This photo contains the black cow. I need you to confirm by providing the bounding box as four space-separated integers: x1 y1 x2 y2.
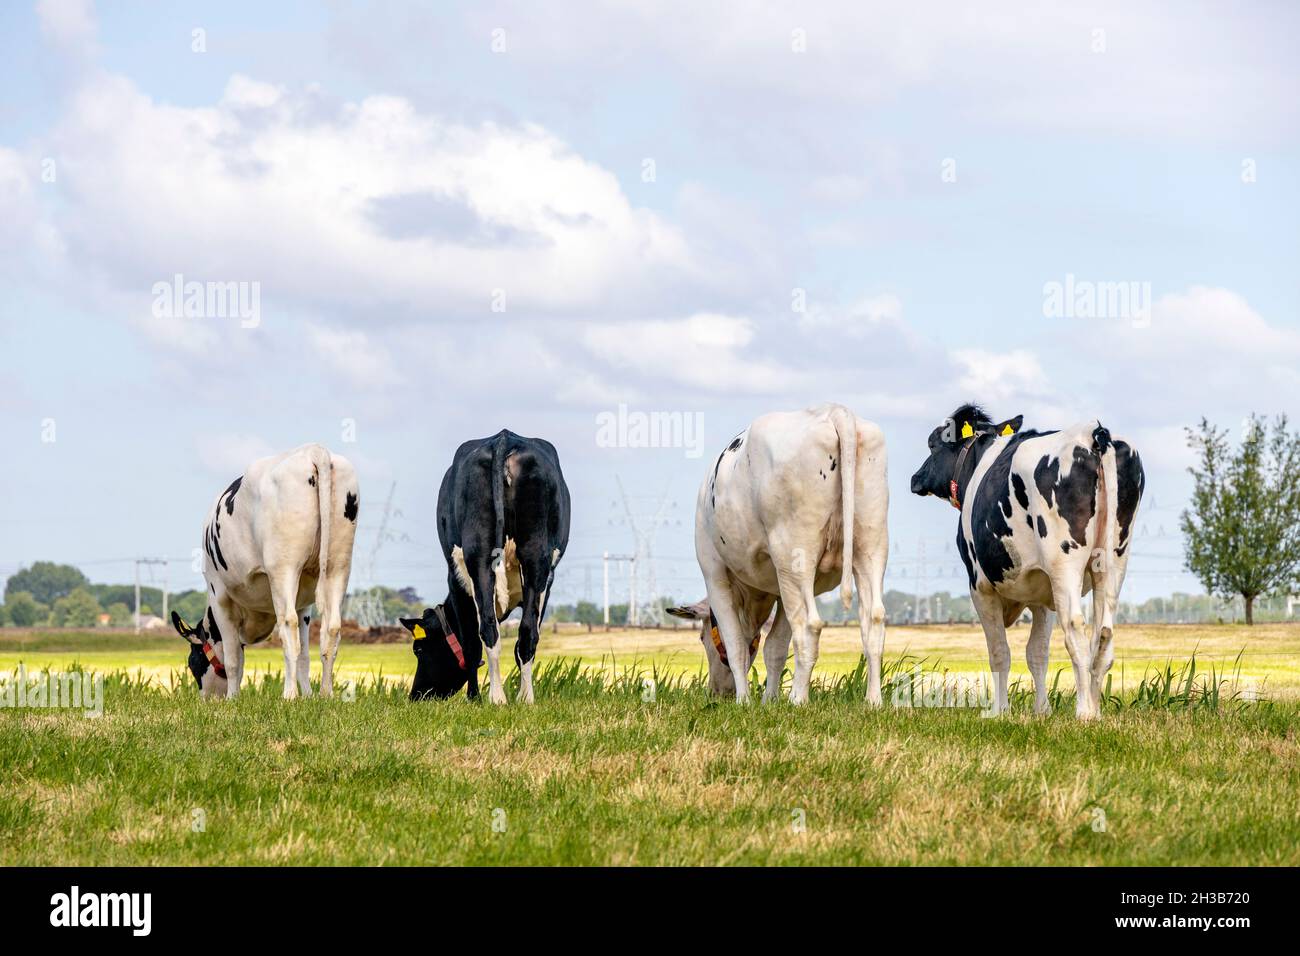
910 404 1144 719
400 430 570 703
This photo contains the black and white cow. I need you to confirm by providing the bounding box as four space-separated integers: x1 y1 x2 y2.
172 444 360 699
692 403 889 705
665 597 779 698
910 404 1145 719
399 430 570 704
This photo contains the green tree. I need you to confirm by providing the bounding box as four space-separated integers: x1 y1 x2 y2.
4 561 88 606
1181 415 1300 625
50 587 103 628
571 601 602 626
0 604 9 627
105 602 133 626
5 591 49 627
170 591 208 625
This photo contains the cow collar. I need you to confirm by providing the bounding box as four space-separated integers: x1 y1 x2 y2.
948 436 979 509
431 604 467 671
201 638 226 679
706 611 762 668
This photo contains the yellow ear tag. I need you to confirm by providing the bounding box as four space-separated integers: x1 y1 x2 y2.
960 422 974 439
412 624 426 640
1001 423 1014 436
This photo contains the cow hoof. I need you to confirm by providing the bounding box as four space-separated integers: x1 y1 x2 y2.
489 692 507 706
865 692 883 708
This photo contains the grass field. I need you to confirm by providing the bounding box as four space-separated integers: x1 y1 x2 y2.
2 624 1298 865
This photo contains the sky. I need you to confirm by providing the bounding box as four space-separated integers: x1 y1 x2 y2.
1 0 1297 609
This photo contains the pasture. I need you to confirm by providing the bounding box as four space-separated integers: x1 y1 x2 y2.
1 624 1298 865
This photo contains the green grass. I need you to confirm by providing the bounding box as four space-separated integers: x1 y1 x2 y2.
2 651 1297 866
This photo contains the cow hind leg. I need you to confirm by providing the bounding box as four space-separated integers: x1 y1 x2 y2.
296 616 312 696
270 572 304 700
971 590 1011 715
780 569 824 706
761 604 791 703
318 569 348 698
474 563 507 705
515 570 549 705
1026 605 1053 715
1051 579 1096 719
854 559 887 707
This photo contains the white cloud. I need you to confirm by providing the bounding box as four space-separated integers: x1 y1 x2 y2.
30 68 708 340
307 324 395 389
798 293 904 339
581 313 806 394
36 0 96 57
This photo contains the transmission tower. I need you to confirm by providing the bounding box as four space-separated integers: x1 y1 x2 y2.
613 475 676 627
344 480 403 626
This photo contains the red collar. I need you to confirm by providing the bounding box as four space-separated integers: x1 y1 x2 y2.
706 611 762 667
201 639 226 679
432 605 467 671
949 437 978 509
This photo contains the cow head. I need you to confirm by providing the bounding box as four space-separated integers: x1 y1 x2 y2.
665 599 753 697
910 404 1023 501
400 606 471 700
172 610 228 698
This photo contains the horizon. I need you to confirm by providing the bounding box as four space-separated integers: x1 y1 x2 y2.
3 1 1298 608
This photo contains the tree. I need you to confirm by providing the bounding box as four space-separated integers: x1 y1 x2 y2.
1181 415 1300 625
4 562 88 606
5 591 49 627
50 587 103 628
105 602 133 626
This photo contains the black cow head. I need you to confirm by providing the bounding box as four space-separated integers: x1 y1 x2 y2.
172 609 228 698
910 403 1023 499
400 606 471 701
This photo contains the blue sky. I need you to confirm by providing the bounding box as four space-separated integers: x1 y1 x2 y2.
1 0 1297 607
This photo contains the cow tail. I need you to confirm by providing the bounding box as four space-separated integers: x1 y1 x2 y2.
1092 424 1119 641
491 430 508 554
312 444 333 617
831 405 858 611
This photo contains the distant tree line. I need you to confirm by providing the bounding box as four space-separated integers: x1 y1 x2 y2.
0 561 429 630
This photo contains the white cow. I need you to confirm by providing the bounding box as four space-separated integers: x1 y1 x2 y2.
693 403 889 704
172 444 360 699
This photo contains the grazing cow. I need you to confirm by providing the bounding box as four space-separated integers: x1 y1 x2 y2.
909 404 1145 719
666 598 782 698
399 430 570 704
172 444 360 699
692 403 889 705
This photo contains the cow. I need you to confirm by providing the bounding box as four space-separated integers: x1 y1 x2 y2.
171 444 360 699
398 430 570 704
909 404 1145 719
665 598 782 698
691 403 889 705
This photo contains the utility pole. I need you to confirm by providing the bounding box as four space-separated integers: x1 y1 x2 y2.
134 557 168 633
913 539 926 624
613 476 674 627
603 552 636 627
